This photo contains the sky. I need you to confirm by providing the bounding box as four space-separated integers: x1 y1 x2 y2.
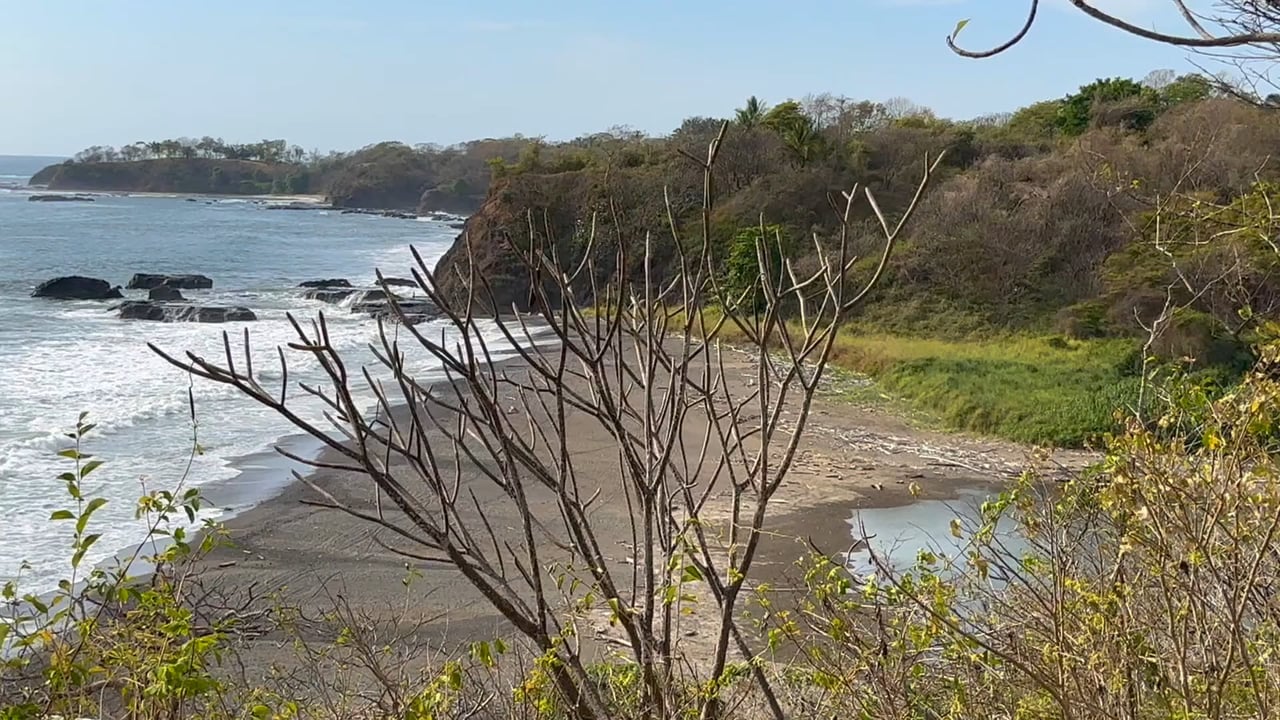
0 0 1210 156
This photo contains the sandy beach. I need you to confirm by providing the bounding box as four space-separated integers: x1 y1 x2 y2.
188 336 1092 684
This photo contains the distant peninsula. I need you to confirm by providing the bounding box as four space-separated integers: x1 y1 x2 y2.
29 137 493 214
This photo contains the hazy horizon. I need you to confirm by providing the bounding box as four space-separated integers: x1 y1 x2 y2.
1 1 1207 156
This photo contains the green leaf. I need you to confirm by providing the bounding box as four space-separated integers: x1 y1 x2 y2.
25 595 48 615
681 564 704 583
952 18 970 38
79 459 105 478
76 498 108 535
57 448 82 460
71 533 102 569
49 510 74 521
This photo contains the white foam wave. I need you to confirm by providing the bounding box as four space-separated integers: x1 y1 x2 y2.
0 201 486 592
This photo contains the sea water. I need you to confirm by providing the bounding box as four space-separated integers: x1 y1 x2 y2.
0 156 502 593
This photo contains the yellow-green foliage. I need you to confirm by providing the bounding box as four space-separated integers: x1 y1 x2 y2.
779 339 1280 719
825 332 1142 447
713 311 1143 446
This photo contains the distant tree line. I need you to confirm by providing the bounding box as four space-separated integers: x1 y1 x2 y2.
70 138 305 164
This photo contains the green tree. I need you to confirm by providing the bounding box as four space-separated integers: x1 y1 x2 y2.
1057 77 1158 135
1160 73 1215 107
734 95 769 127
761 100 825 166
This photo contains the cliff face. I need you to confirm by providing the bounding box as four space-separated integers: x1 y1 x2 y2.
431 166 699 314
30 159 304 195
417 187 485 215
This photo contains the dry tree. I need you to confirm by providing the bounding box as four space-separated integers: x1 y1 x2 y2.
151 124 943 720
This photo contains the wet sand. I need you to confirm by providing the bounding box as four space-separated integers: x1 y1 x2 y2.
190 338 1092 678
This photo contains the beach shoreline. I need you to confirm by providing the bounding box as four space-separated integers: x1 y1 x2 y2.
181 335 1092 678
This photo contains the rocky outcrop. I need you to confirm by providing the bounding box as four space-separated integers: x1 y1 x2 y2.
298 279 351 288
431 174 593 314
148 285 185 301
301 286 441 324
352 297 441 325
379 277 417 287
127 273 213 290
28 193 95 202
418 187 484 215
430 170 689 315
116 301 256 323
32 276 123 300
338 208 418 220
303 287 357 303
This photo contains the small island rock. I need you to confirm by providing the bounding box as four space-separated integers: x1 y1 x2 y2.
33 276 123 300
126 273 214 290
116 301 256 323
148 285 186 301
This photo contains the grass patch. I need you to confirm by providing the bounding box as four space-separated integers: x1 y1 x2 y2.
825 332 1141 447
620 306 1150 447
708 311 1143 447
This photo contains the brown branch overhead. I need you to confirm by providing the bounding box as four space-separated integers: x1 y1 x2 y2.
947 0 1039 58
949 0 1280 59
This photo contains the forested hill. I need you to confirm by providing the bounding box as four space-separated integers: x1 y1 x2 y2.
31 158 309 196
37 72 1280 357
435 74 1278 353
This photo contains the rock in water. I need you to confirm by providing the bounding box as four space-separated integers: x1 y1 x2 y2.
303 287 357 303
126 273 214 290
148 285 185 301
28 194 95 202
33 276 123 300
116 301 256 323
351 296 442 325
298 278 352 288
379 277 418 287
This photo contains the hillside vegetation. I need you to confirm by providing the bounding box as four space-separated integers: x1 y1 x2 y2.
37 72 1279 445
431 73 1280 445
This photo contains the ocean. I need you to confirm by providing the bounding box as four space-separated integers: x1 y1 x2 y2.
0 155 64 187
0 155 493 593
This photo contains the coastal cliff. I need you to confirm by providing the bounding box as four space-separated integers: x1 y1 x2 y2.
431 166 700 313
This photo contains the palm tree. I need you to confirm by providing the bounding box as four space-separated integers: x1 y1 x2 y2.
780 118 824 168
735 96 768 127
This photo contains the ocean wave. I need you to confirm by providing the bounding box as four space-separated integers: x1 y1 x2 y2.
0 196 496 592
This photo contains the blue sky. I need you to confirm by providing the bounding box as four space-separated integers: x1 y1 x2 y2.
2 0 1203 155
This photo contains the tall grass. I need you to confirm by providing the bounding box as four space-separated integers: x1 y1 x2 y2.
827 332 1141 446
710 309 1142 446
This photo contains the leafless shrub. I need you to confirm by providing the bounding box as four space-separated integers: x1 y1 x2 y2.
148 125 943 719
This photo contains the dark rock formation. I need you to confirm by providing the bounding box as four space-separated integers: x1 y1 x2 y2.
431 174 589 314
337 208 417 220
303 288 357 303
430 171 682 315
126 273 213 290
298 279 352 288
379 277 418 288
28 194 94 202
353 298 441 325
148 285 185 301
266 202 334 211
32 276 123 300
116 301 256 323
418 187 484 215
